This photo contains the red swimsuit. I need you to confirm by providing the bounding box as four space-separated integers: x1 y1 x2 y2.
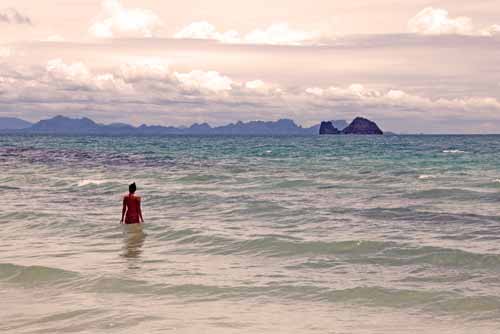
124 194 141 224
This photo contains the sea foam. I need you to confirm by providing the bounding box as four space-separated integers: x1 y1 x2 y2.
77 179 108 187
443 149 466 154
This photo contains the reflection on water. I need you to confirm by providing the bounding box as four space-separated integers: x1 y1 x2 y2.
122 224 146 261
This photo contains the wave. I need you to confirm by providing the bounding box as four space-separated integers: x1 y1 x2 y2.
156 232 500 271
3 262 500 318
0 263 78 286
77 179 109 187
443 149 466 154
356 207 500 225
404 188 500 202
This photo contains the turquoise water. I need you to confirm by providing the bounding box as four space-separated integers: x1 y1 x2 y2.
2 134 500 333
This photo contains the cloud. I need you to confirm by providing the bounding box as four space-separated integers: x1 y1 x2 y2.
3 58 500 131
89 0 162 38
46 59 92 87
244 23 322 45
174 70 233 94
408 7 500 37
408 7 474 35
303 84 500 117
0 46 13 58
173 21 330 45
481 24 500 37
119 58 171 81
45 58 131 92
43 35 65 42
174 21 240 43
41 59 236 97
0 8 32 25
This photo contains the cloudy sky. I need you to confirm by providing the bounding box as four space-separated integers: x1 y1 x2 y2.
1 0 499 133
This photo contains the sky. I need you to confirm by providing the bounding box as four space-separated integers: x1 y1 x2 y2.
0 0 500 133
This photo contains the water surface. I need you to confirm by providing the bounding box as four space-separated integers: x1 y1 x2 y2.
2 134 500 333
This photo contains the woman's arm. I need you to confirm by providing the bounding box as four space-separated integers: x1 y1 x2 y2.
138 198 144 223
120 197 127 223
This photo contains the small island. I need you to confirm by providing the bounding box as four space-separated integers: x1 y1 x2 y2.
320 117 383 135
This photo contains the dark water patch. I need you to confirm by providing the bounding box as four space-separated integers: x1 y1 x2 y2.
285 258 343 269
353 245 500 271
169 233 500 272
405 188 500 202
354 207 500 225
0 146 179 168
399 273 479 284
0 263 79 286
271 179 316 189
0 185 21 190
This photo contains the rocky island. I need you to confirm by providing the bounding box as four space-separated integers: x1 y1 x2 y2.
319 121 340 134
320 117 383 135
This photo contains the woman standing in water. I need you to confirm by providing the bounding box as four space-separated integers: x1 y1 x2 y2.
120 182 144 224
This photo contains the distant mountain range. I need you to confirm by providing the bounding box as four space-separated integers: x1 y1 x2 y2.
0 117 33 130
0 116 383 135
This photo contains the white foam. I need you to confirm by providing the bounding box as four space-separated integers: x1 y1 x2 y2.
493 179 500 184
418 174 436 180
443 149 466 154
77 179 108 187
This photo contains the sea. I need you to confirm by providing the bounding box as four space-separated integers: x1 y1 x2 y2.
2 134 500 333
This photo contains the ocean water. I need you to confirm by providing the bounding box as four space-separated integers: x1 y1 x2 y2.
2 134 500 333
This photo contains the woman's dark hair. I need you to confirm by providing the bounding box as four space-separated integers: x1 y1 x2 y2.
129 182 136 193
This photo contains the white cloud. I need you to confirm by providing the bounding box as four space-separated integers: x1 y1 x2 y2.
0 8 31 25
45 58 131 92
174 21 240 43
244 79 270 92
93 73 131 92
306 84 381 99
304 84 500 115
174 70 233 93
46 58 92 85
408 7 474 35
119 58 171 81
43 58 235 96
0 46 13 58
173 21 330 45
305 87 324 96
481 24 500 37
408 7 500 37
244 23 321 45
89 0 162 38
243 80 282 96
43 35 65 42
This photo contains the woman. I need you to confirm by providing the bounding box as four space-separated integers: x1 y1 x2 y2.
120 182 144 224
